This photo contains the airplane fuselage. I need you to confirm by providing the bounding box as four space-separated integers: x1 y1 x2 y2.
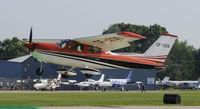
27 41 162 70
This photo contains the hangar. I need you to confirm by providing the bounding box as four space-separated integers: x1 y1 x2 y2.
0 55 156 90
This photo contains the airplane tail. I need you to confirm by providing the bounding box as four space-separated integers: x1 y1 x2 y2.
127 33 177 65
198 78 200 84
157 78 162 84
162 76 169 83
142 33 177 64
98 74 105 82
56 74 62 87
158 78 161 82
126 71 132 82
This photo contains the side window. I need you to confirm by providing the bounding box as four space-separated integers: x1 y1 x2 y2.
88 46 102 53
70 43 84 52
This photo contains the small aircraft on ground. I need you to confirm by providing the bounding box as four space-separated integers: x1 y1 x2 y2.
33 74 62 91
156 76 200 89
75 74 105 90
24 28 177 78
98 71 134 91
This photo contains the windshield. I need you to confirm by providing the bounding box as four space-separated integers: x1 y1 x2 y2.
56 39 72 48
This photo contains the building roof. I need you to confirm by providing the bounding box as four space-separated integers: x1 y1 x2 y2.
8 55 31 63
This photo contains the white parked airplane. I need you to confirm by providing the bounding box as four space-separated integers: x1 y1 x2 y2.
156 76 200 89
33 74 62 91
98 71 132 91
76 74 105 90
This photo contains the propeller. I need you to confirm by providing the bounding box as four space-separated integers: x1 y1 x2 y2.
24 27 36 52
29 27 32 43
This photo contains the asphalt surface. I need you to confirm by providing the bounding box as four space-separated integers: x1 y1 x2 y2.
0 90 192 93
43 106 200 109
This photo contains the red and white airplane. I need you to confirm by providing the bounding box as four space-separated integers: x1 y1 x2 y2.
24 28 177 78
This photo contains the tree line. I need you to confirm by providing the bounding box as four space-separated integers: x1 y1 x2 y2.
0 37 29 60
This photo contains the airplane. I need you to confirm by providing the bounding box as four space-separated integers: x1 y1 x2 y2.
98 71 133 91
24 28 177 78
33 74 62 91
76 74 105 90
156 76 200 89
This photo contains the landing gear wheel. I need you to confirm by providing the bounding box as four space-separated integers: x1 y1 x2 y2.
102 88 106 91
36 68 44 76
95 86 99 91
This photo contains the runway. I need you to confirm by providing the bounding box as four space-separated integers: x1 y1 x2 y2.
0 90 193 93
43 106 200 109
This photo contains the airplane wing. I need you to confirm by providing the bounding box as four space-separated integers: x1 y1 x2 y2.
74 32 146 51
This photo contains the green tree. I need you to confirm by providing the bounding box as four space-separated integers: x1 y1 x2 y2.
0 37 29 60
193 48 200 79
165 40 195 80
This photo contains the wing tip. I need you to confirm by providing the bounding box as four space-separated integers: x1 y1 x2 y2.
117 32 147 39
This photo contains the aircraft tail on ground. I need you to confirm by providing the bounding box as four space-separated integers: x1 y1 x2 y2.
162 76 169 83
126 71 132 82
198 78 200 84
56 74 62 87
98 74 105 82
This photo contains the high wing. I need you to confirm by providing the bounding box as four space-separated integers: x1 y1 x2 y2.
74 32 146 51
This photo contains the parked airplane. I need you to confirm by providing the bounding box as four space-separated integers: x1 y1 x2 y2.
98 71 133 91
33 74 62 91
76 74 105 90
24 28 177 78
156 76 200 89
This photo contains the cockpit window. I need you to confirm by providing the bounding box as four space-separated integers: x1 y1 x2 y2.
56 39 72 48
88 46 102 53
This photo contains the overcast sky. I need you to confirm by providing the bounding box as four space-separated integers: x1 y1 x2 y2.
0 0 200 48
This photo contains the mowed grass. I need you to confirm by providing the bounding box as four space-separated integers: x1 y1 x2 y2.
0 91 200 106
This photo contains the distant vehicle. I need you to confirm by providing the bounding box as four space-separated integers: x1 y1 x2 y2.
33 74 62 91
24 28 177 79
156 76 200 89
76 74 105 90
98 71 133 91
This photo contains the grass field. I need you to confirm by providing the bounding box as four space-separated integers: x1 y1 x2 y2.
0 90 200 106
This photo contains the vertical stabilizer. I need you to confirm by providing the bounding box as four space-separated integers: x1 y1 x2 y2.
142 33 178 63
126 71 132 82
162 76 169 83
198 78 200 84
98 74 105 82
56 74 62 86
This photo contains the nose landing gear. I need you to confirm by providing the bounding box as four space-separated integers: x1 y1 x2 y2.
36 63 44 76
